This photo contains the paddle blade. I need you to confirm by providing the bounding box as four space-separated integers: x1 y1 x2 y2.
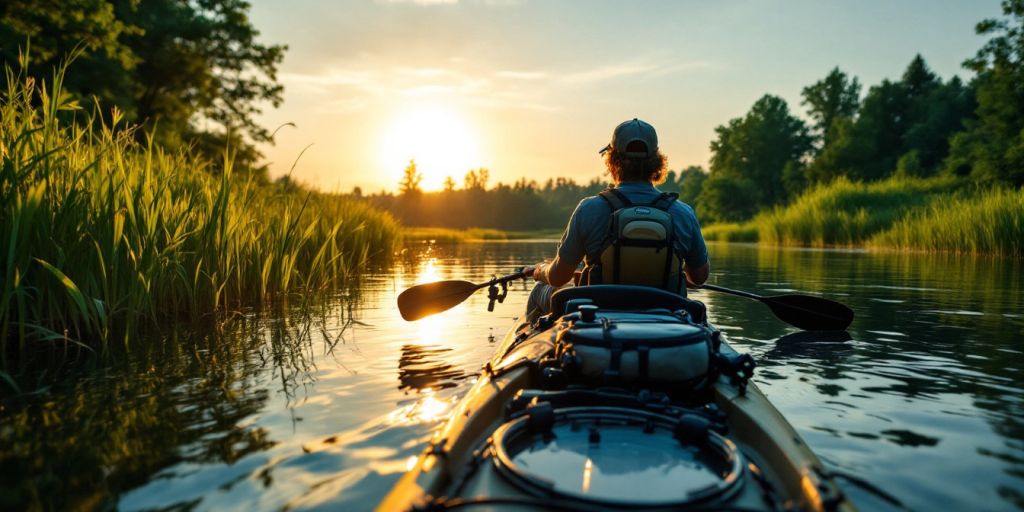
764 294 854 331
397 280 480 321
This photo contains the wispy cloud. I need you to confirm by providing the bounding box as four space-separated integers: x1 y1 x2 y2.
278 55 710 114
495 70 548 80
376 0 522 5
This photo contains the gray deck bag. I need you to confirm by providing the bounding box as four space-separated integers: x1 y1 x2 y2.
555 313 714 389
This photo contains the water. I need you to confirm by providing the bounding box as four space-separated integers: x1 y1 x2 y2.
2 241 1022 511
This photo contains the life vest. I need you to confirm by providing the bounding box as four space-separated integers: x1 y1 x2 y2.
583 188 685 293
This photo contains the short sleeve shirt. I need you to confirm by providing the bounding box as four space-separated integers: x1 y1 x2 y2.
556 181 709 271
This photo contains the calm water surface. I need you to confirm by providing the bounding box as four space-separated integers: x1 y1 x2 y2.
2 242 1023 511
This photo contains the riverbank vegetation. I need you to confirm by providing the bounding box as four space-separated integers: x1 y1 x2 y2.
0 64 399 381
703 176 1023 256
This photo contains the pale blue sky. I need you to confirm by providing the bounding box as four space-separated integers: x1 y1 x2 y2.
250 0 1000 192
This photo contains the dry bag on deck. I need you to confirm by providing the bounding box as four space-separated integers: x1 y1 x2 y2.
555 312 714 389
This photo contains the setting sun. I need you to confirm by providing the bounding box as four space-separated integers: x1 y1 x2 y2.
379 104 483 191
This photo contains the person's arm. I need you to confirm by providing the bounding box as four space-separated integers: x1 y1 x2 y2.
524 199 589 287
528 257 577 287
682 204 710 287
685 262 710 287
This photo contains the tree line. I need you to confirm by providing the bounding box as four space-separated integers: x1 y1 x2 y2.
0 0 284 171
659 1 1024 223
375 1 1024 228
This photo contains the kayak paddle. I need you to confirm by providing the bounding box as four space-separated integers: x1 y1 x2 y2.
398 270 527 321
700 283 853 331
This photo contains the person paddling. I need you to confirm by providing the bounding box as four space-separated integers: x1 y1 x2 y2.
524 118 710 318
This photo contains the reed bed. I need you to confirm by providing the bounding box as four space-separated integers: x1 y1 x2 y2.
702 222 759 243
402 227 509 243
871 187 1024 255
0 64 399 373
754 176 961 246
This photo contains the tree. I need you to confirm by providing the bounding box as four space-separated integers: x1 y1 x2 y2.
707 95 813 217
944 0 1024 184
399 160 422 196
801 67 861 150
676 166 707 210
697 174 760 222
464 168 489 190
0 0 286 168
443 176 456 192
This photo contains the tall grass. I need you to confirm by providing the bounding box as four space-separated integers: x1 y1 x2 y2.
755 176 962 246
0 63 399 373
871 187 1024 255
702 222 760 243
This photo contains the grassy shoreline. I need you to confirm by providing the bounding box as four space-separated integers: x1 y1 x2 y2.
402 227 562 243
1 66 400 378
702 177 1022 257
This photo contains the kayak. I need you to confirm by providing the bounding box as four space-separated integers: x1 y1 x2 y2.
380 284 854 511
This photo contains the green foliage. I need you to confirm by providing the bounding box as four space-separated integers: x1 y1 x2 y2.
947 0 1024 185
871 186 1024 255
702 95 812 220
698 173 761 222
0 64 398 372
755 176 962 246
702 222 759 243
675 165 707 211
0 0 285 167
806 56 974 184
801 66 861 149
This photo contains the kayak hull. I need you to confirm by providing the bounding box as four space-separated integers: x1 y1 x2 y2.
380 304 852 511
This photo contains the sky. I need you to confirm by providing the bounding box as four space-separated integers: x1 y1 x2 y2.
249 0 1002 193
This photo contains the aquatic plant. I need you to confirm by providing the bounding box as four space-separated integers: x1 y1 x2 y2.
0 61 399 374
871 186 1024 256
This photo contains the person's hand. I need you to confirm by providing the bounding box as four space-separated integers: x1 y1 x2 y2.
527 261 549 283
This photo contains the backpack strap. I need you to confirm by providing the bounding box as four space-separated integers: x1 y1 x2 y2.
598 188 633 210
647 192 678 289
649 192 678 211
597 189 632 284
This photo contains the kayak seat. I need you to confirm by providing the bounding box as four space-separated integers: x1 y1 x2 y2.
550 285 706 322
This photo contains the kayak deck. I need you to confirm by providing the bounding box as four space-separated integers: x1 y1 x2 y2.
380 291 852 511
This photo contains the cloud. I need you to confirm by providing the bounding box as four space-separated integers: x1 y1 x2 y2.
375 0 522 5
495 70 548 80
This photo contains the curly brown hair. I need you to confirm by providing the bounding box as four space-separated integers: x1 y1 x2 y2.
604 147 668 185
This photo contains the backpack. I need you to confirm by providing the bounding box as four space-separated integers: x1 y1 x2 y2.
583 188 685 292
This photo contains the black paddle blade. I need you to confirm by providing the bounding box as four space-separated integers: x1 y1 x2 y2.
397 280 480 321
764 294 854 331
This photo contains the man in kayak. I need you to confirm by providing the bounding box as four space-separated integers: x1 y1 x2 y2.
524 118 709 318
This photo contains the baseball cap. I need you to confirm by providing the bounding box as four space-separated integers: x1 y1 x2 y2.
599 118 658 158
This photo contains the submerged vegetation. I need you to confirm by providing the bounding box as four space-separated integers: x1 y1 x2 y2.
0 64 399 380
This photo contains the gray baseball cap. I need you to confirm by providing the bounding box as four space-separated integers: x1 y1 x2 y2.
599 118 658 158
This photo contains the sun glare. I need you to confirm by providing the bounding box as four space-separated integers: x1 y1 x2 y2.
379 104 482 191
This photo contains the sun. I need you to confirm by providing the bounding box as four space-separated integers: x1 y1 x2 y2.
378 104 482 191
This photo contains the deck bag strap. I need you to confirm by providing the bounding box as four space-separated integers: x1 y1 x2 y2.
556 315 714 389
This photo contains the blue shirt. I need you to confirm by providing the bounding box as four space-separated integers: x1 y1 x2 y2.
556 181 709 270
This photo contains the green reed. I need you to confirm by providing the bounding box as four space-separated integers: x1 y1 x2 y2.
871 187 1024 256
702 222 760 243
754 176 962 247
0 62 399 373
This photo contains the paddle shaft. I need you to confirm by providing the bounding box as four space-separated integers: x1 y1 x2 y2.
700 283 762 300
698 283 854 331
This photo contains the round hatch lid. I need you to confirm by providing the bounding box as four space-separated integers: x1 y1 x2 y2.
492 406 743 508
